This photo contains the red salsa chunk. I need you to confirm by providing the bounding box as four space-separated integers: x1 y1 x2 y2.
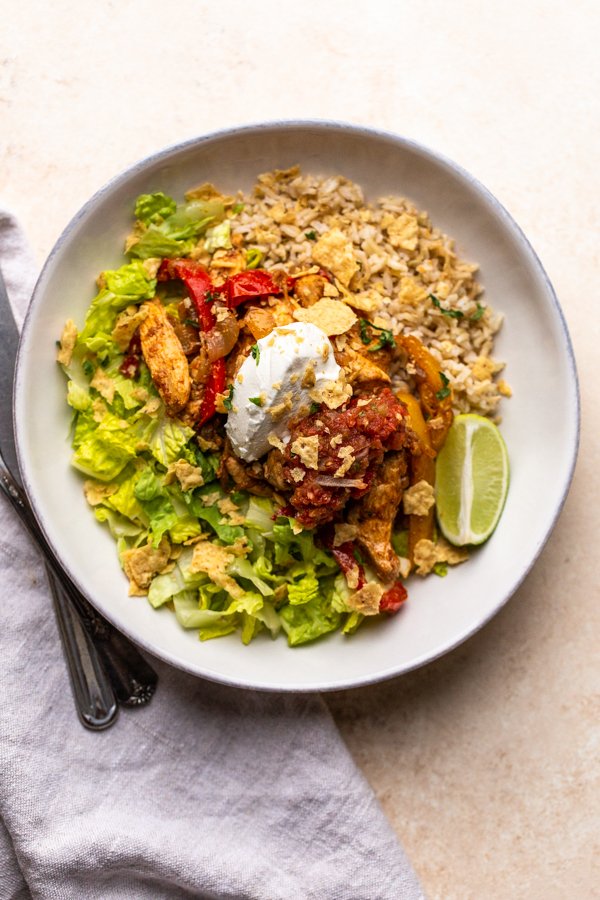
282 387 409 528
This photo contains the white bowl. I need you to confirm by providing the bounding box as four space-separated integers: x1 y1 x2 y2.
15 121 580 691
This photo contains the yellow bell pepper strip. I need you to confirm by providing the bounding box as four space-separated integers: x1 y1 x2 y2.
397 334 453 451
396 335 454 567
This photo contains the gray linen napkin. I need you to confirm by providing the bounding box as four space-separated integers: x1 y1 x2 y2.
0 208 424 900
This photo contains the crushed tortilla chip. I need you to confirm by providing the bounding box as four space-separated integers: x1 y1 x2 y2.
112 305 148 352
335 446 356 477
90 367 116 404
189 541 243 598
83 480 118 507
342 288 384 314
311 228 359 287
290 434 319 470
403 480 436 516
333 523 359 547
386 213 419 251
293 297 357 336
309 376 352 410
413 538 469 576
121 538 171 594
267 433 286 452
56 320 78 366
164 459 204 492
217 497 245 526
347 582 384 615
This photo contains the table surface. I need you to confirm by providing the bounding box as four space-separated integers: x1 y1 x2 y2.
1 2 598 897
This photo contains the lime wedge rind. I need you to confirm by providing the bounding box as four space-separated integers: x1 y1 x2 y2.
435 414 509 547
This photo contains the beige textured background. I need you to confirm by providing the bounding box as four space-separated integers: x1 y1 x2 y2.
1 2 598 897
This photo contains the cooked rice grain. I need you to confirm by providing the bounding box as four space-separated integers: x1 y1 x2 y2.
234 167 506 418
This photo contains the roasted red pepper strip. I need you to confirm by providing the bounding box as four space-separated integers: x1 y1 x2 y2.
225 269 282 308
157 258 217 331
379 582 408 614
119 332 142 379
332 542 366 591
320 527 366 591
158 258 226 425
197 358 226 427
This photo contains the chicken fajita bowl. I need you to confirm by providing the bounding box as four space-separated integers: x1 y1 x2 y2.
15 123 577 689
56 164 510 647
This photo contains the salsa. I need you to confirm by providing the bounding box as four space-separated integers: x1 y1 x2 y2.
282 387 411 528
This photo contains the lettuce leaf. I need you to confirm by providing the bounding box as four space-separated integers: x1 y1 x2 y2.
67 379 91 412
71 412 140 481
143 408 195 467
204 220 232 252
128 199 225 259
135 192 177 225
228 558 274 597
279 585 342 646
94 506 145 539
185 484 245 544
78 262 156 346
287 572 320 606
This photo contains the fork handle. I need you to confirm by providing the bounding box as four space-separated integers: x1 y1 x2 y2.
46 563 119 729
0 460 118 728
0 455 157 710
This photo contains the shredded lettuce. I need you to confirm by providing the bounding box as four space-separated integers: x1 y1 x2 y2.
61 187 399 648
72 412 141 481
143 409 196 467
135 192 177 226
204 220 232 252
128 199 225 259
77 262 156 348
279 583 342 647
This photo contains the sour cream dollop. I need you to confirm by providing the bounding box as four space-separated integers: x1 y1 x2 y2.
225 322 341 461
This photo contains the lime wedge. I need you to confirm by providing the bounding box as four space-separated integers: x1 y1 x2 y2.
435 414 509 546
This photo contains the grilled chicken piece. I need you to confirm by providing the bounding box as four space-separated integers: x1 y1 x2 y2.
348 451 409 580
334 344 390 385
180 345 211 426
242 306 276 340
293 274 328 307
270 295 297 327
139 300 191 412
218 439 272 497
225 332 255 383
263 449 287 492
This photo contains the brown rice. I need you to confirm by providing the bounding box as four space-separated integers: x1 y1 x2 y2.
229 166 507 419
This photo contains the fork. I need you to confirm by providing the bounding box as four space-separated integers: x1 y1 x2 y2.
0 451 158 729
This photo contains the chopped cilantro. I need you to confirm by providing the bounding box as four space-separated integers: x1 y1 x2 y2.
249 396 263 407
183 318 200 329
352 547 365 565
231 202 245 215
222 384 234 411
436 372 451 401
82 359 94 378
471 303 486 321
204 290 220 304
430 293 464 319
359 318 395 351
251 343 260 364
309 402 320 414
305 230 317 241
246 248 263 269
